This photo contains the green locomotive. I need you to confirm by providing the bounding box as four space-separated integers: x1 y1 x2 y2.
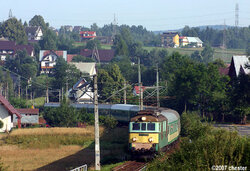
129 109 180 153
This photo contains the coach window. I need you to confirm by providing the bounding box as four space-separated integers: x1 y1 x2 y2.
141 123 146 130
147 123 155 131
132 123 140 130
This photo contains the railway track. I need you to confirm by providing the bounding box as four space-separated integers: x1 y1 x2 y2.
112 161 146 171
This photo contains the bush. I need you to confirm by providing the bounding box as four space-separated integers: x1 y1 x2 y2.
0 120 3 129
148 111 250 170
99 115 118 129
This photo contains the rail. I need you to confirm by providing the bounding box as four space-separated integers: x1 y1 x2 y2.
70 164 87 171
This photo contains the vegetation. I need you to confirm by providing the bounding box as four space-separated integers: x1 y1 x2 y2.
0 17 27 44
43 100 118 129
3 127 103 149
181 25 250 49
0 120 3 129
0 127 128 170
148 112 250 170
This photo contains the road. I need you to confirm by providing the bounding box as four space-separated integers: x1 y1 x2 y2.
213 124 250 136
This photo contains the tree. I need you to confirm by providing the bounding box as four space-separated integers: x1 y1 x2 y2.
52 57 68 89
201 43 214 64
52 57 81 91
0 18 27 44
246 42 250 56
191 50 203 62
85 39 101 49
4 50 38 88
29 15 47 31
230 74 250 124
39 29 57 50
113 34 129 56
23 21 28 27
97 64 125 103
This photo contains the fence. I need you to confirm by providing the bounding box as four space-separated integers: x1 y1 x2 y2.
70 164 87 171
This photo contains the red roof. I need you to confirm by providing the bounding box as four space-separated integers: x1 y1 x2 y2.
0 40 34 56
80 49 114 62
43 50 64 57
67 54 77 63
0 95 21 118
16 108 39 115
80 31 96 35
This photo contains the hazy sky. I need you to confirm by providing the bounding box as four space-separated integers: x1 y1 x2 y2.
0 0 249 31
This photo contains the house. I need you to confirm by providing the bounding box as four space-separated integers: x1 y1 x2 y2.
14 108 39 127
186 37 203 47
179 37 203 47
179 36 189 47
161 31 179 47
228 55 250 79
62 25 73 32
80 49 115 63
68 77 94 103
25 26 43 43
80 31 96 41
39 50 67 74
73 26 82 33
69 62 96 76
0 95 21 132
0 40 34 61
68 62 96 103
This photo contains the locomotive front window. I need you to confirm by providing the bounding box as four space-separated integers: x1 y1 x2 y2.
141 123 146 130
147 123 155 131
132 123 140 130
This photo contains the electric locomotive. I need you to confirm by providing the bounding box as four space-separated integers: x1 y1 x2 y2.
129 109 180 154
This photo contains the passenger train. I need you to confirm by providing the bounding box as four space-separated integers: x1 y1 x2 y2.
44 103 180 153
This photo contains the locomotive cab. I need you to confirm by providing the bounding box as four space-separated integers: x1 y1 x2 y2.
128 109 180 154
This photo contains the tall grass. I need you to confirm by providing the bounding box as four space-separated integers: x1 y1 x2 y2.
3 127 104 149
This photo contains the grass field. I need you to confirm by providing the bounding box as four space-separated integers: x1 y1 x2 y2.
143 46 246 63
0 126 128 171
26 97 46 107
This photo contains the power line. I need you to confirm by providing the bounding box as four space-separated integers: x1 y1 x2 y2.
0 66 53 90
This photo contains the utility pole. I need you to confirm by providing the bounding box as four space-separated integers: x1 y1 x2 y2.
94 75 100 170
46 67 49 103
9 9 13 19
156 64 160 108
123 81 127 104
235 3 239 27
18 76 21 98
138 57 143 110
6 82 8 100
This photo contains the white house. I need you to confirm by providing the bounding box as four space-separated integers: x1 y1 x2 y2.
39 50 67 74
0 95 21 132
68 62 96 103
229 55 250 78
25 26 43 42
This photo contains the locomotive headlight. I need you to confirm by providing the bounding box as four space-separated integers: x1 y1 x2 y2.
132 137 137 142
141 117 146 121
148 137 153 142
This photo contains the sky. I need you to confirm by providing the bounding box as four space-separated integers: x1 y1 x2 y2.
0 0 249 31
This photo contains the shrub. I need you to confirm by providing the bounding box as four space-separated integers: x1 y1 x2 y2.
0 120 3 129
99 115 118 129
148 111 250 170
